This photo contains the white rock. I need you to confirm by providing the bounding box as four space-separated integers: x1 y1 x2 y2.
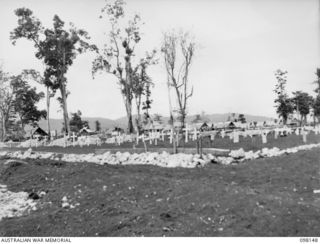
229 148 245 159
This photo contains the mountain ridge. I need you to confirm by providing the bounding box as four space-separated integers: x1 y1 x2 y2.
34 113 275 132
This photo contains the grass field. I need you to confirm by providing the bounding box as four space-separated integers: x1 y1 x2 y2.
1 148 320 236
4 132 320 155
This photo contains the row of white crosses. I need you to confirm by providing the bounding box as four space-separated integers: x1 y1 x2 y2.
62 132 102 148
136 130 163 145
193 126 313 145
41 124 320 148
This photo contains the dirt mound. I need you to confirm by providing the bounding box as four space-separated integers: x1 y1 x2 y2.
0 160 30 181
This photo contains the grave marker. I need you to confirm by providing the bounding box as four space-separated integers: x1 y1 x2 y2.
262 133 267 144
71 132 77 147
233 131 239 143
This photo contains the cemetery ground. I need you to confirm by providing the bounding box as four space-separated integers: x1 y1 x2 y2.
0 147 320 236
4 131 320 154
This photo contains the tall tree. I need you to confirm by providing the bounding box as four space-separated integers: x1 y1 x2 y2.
313 95 320 122
292 91 314 126
95 120 101 132
161 30 196 129
142 76 153 127
92 0 156 133
238 114 246 123
0 69 46 140
11 8 96 135
313 68 320 123
274 69 294 125
21 69 56 138
0 68 14 141
132 53 156 132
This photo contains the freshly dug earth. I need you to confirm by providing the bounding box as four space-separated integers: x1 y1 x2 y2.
0 149 320 236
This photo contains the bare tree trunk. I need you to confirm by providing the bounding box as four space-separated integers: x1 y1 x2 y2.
135 95 142 133
60 48 70 135
125 56 134 134
167 80 177 153
61 84 70 135
126 104 134 133
1 114 5 141
136 105 141 132
46 86 51 140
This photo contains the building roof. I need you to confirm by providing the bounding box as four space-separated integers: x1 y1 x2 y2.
32 127 48 137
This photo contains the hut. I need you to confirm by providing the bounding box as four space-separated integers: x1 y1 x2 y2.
143 121 164 132
31 127 48 140
78 127 95 136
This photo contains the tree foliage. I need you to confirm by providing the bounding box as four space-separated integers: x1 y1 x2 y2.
313 68 320 122
0 68 14 141
0 68 46 141
238 114 246 123
69 110 89 133
291 91 314 125
95 120 101 132
11 74 47 128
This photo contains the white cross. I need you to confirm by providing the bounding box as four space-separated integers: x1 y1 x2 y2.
302 130 307 143
262 133 267 144
192 128 197 141
210 133 215 141
71 132 77 147
233 131 239 143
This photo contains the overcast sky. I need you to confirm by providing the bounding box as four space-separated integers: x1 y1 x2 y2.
0 0 319 119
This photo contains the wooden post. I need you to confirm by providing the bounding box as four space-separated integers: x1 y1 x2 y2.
184 125 189 143
193 128 197 141
302 130 307 143
199 136 203 158
170 129 173 144
71 132 76 147
196 134 199 154
176 130 180 147
64 133 67 148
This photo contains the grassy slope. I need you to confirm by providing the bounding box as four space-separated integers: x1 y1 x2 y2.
0 148 320 236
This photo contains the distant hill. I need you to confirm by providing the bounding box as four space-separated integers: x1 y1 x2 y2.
33 113 274 132
36 117 119 132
